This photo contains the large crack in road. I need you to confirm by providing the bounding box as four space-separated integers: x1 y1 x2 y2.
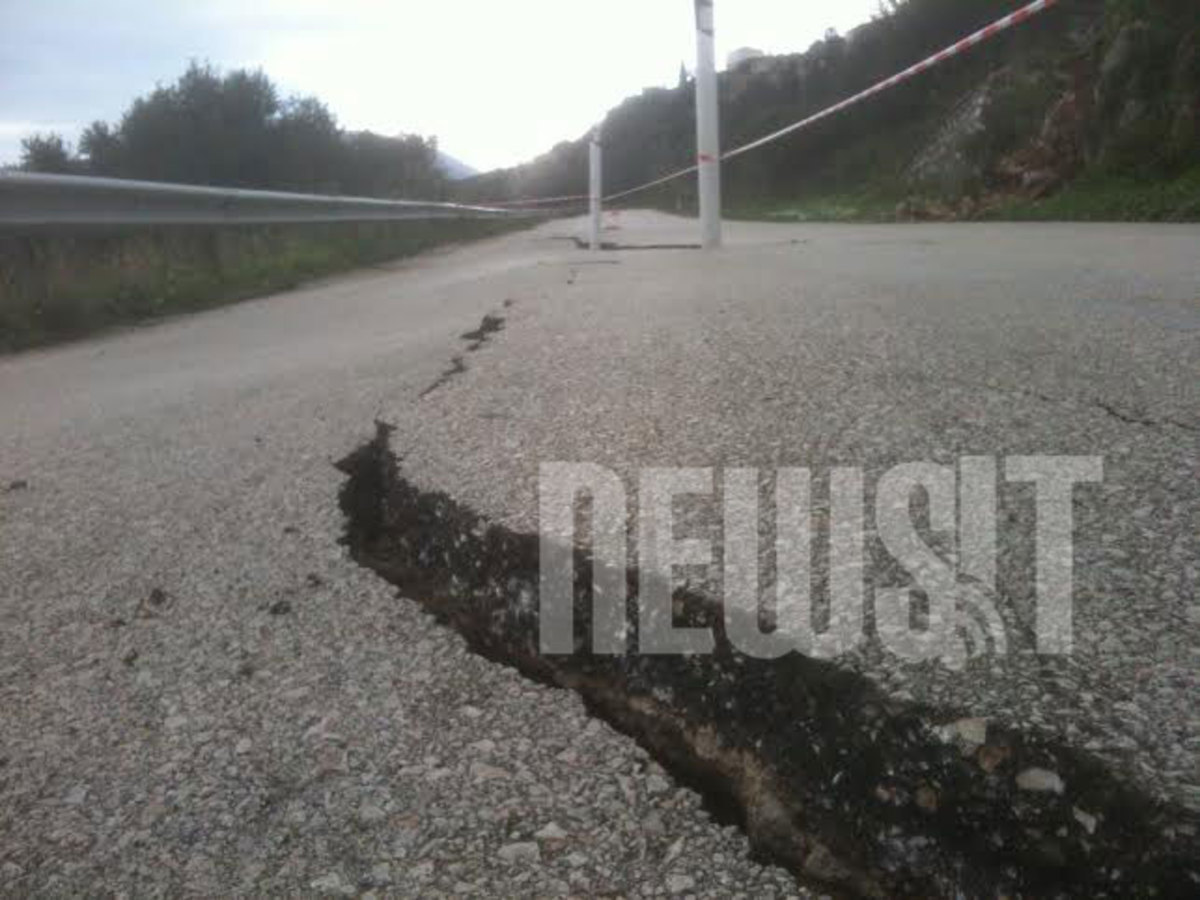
336 423 1200 898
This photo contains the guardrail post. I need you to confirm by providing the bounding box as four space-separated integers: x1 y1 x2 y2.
589 127 603 251
694 0 722 249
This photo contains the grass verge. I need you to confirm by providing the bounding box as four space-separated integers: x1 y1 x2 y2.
982 167 1200 222
0 217 534 353
728 167 1200 225
728 185 909 224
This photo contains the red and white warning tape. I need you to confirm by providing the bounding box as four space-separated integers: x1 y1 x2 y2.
724 0 1058 161
605 0 1059 204
480 0 1058 209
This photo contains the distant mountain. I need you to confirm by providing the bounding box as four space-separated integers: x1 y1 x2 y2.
436 151 478 181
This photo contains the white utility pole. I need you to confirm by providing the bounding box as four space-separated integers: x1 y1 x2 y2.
588 126 603 251
693 0 722 249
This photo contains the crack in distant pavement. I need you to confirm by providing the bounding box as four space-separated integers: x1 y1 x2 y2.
460 313 505 352
418 307 510 399
936 376 1200 435
336 423 1200 898
567 236 701 251
1089 399 1198 434
1010 388 1199 435
418 356 467 399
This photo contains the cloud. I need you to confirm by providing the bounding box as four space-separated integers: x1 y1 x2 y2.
0 0 246 163
0 1 880 170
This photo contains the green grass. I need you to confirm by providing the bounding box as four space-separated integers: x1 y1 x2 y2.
0 217 533 353
727 166 1200 224
983 167 1200 222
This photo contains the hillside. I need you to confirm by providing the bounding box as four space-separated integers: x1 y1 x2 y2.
457 0 1200 221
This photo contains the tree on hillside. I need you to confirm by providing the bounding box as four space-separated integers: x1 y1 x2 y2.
269 97 344 192
340 131 443 199
18 61 447 199
20 133 73 174
113 62 281 186
78 121 122 174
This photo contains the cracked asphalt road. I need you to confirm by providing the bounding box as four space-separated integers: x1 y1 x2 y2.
1 211 1197 895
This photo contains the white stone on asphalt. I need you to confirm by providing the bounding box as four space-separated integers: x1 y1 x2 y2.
497 842 541 864
1016 768 1066 794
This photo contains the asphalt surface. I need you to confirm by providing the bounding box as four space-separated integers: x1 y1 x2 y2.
1 211 1197 895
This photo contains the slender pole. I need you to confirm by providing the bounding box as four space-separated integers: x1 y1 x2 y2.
694 0 722 249
589 127 603 251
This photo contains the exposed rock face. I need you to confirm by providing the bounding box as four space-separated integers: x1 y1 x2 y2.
995 83 1088 199
908 72 1008 196
1098 22 1153 95
1091 21 1157 166
908 63 1071 202
905 13 1198 217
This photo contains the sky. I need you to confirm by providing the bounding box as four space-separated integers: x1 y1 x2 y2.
0 0 881 172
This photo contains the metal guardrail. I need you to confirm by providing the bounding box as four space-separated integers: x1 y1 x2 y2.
0 172 521 228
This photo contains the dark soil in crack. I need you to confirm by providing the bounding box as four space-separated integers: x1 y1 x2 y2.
419 310 508 397
566 236 701 251
460 313 505 349
418 355 466 399
336 422 1200 898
